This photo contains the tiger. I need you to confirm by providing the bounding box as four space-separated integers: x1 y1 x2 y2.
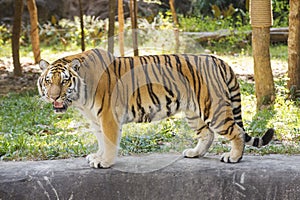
37 48 274 168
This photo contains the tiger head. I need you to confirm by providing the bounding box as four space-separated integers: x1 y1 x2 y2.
37 58 82 113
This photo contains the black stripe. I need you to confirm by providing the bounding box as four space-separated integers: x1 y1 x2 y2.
203 97 211 122
202 57 213 120
196 125 207 134
118 58 122 78
149 55 160 82
193 56 201 102
211 57 228 99
237 122 244 130
234 115 242 121
214 57 227 82
86 53 96 67
90 84 97 109
232 105 242 115
212 116 234 131
164 55 175 80
92 49 108 71
131 105 136 118
253 138 260 147
129 57 135 93
230 93 241 100
140 56 161 106
82 80 87 104
97 93 106 116
136 87 146 122
166 96 172 117
230 82 240 91
173 55 184 82
76 77 81 100
183 55 197 93
244 133 252 142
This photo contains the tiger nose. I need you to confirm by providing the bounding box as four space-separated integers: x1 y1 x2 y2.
50 94 60 101
49 85 61 101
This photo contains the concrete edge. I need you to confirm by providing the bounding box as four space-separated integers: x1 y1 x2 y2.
0 154 300 200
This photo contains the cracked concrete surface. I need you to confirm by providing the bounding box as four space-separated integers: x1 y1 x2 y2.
0 154 300 200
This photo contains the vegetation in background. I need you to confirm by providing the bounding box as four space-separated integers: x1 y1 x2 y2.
0 0 294 161
0 0 289 56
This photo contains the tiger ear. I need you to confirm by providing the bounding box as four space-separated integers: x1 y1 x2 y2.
39 59 50 71
71 59 81 72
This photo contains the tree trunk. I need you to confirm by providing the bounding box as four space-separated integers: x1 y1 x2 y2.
79 0 85 52
130 0 138 56
27 0 40 64
250 0 275 110
118 0 125 56
252 27 275 109
287 0 300 96
169 0 178 25
12 0 24 76
108 0 116 54
169 0 179 53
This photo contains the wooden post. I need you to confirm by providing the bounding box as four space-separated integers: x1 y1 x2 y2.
250 0 275 109
169 0 178 25
169 0 179 53
130 0 138 56
79 0 85 52
27 0 40 63
12 0 24 76
118 0 125 56
108 0 116 54
287 0 300 98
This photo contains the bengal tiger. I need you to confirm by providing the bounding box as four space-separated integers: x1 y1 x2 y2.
37 48 274 168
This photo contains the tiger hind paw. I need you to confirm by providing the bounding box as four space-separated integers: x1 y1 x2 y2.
220 153 242 163
86 153 112 169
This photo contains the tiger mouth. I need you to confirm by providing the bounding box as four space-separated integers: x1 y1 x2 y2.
53 101 68 113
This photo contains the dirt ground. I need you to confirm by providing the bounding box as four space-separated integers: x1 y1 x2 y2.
0 55 288 97
0 58 41 96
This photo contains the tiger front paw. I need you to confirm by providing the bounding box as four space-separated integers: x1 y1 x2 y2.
183 148 200 158
220 152 242 163
86 153 113 169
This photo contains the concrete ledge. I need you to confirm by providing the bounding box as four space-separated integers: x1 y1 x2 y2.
1 154 300 199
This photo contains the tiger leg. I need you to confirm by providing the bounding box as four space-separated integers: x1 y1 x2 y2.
87 112 120 168
183 112 214 158
214 122 245 163
89 122 105 155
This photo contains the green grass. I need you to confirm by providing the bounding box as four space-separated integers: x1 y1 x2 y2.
1 76 300 161
0 90 97 160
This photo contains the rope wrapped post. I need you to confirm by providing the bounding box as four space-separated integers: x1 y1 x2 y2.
250 0 275 110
